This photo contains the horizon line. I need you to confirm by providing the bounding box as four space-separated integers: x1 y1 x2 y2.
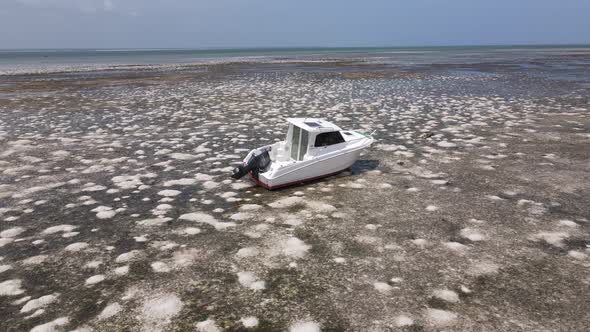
1 43 590 51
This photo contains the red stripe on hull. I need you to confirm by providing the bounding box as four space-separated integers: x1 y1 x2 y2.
249 168 349 190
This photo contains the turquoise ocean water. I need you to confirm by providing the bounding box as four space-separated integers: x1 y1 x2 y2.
0 45 589 75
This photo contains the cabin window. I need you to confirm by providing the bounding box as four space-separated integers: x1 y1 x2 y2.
290 126 309 161
299 130 308 160
290 126 300 160
314 131 345 147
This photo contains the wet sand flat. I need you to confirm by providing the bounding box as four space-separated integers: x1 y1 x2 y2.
0 51 589 331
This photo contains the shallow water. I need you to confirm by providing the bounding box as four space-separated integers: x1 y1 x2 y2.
2 45 590 76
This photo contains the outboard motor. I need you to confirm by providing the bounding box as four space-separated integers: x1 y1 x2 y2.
231 148 271 180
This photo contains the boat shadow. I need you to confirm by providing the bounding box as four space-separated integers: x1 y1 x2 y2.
350 159 380 175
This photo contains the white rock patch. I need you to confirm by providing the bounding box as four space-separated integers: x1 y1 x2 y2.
289 320 321 332
158 190 182 197
97 210 116 219
239 204 262 211
374 282 393 294
151 262 171 273
92 206 116 219
114 265 129 275
183 227 201 235
425 205 439 211
425 308 457 327
21 294 59 313
468 261 500 276
196 318 222 332
0 279 24 296
432 289 460 303
30 317 69 332
241 316 259 328
172 249 200 268
558 219 578 228
22 255 47 265
98 302 123 320
42 224 77 235
85 274 105 285
533 232 569 248
115 250 142 263
236 247 259 258
195 173 214 181
437 141 457 148
283 237 311 258
460 228 487 241
136 217 172 227
202 181 219 190
268 196 305 209
179 212 236 230
237 271 266 290
163 178 197 186
229 212 252 221
1 227 25 238
395 315 414 327
444 242 468 252
140 293 183 330
306 201 337 213
169 153 197 160
65 242 89 252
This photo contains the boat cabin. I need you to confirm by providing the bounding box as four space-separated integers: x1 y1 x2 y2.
282 118 346 162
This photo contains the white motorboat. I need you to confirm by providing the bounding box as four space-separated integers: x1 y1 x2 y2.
231 118 374 190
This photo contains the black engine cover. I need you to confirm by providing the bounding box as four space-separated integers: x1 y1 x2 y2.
231 150 271 180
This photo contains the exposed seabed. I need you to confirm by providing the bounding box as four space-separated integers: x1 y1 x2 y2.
0 53 589 331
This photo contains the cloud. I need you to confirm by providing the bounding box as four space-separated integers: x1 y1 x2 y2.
104 0 114 11
16 0 117 13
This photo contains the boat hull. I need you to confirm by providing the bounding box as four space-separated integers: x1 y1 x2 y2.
251 145 366 190
249 168 349 190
